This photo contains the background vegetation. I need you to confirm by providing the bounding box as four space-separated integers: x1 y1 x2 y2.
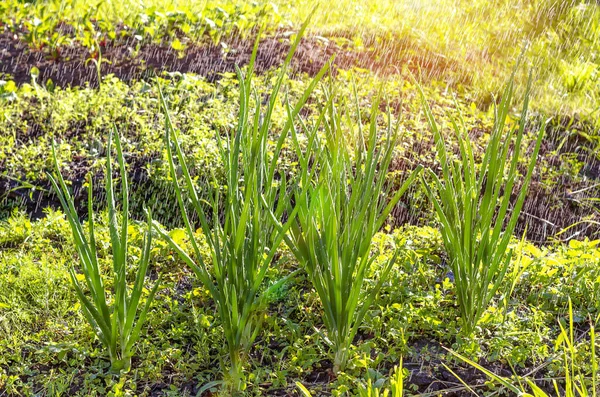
0 0 599 395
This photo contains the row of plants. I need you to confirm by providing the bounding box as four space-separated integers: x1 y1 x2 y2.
2 206 599 395
0 0 280 56
2 0 598 125
37 26 571 395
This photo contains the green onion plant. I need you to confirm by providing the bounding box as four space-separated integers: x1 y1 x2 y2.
48 131 160 373
154 15 331 392
419 73 545 335
286 84 422 373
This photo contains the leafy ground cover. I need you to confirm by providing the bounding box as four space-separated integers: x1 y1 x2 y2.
1 70 598 241
1 209 599 395
0 0 599 396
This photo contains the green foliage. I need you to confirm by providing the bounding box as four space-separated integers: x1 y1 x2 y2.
0 0 279 55
153 17 331 391
0 1 599 392
48 132 160 373
1 207 598 395
3 0 600 122
449 300 598 397
419 73 545 335
285 81 422 372
2 66 596 239
297 362 405 397
356 363 405 397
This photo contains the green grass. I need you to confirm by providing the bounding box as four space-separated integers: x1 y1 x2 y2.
449 300 598 397
0 208 598 394
297 363 405 397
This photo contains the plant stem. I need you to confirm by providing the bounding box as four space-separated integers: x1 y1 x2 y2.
229 349 244 393
333 344 349 374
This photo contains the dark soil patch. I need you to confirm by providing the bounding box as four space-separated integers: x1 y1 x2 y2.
0 29 464 87
290 338 557 397
387 124 600 243
2 131 599 243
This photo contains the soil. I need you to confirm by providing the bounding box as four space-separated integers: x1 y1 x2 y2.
0 29 462 87
387 122 600 243
2 120 599 243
